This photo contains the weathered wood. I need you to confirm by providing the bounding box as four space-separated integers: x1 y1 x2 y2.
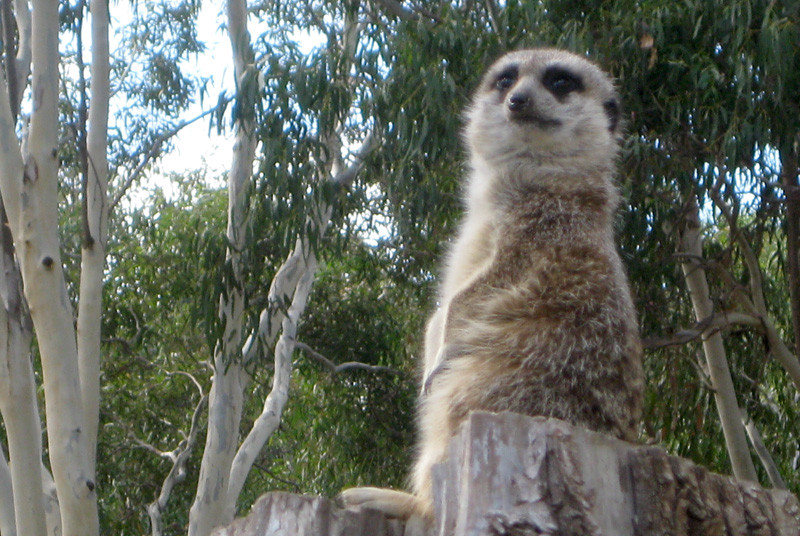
210 492 426 536
214 412 800 536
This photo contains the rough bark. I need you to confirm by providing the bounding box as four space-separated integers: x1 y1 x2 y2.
678 196 758 482
211 492 421 536
212 413 800 536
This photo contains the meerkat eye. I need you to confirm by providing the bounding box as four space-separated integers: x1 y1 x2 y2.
495 66 518 91
542 66 584 97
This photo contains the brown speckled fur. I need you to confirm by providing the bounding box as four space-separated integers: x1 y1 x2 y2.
340 48 644 521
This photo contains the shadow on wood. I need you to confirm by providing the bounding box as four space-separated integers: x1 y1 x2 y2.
212 412 800 536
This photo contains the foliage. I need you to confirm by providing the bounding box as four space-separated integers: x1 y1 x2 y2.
98 177 226 533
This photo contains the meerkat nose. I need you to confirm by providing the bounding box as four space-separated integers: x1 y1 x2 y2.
508 92 531 113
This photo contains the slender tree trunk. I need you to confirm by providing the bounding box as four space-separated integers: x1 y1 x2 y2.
187 1 256 534
0 218 45 536
781 145 800 359
76 0 109 478
0 229 44 536
0 3 47 533
189 3 375 532
226 249 317 508
678 196 757 482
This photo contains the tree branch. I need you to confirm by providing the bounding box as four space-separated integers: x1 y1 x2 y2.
109 107 220 212
678 195 757 482
370 0 419 21
741 411 787 490
293 340 401 376
708 173 800 391
241 131 379 366
226 258 317 513
147 391 208 536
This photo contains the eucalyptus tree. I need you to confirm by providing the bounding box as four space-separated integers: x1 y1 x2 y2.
0 0 106 533
594 0 800 487
0 0 206 534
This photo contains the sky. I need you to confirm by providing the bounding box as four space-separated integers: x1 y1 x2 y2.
129 4 324 198
140 4 235 188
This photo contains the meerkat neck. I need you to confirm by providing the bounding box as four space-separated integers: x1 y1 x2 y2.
467 156 618 218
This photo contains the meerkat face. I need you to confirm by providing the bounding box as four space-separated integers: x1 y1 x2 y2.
465 49 621 169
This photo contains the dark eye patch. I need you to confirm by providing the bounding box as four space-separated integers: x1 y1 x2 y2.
495 66 518 91
542 65 584 97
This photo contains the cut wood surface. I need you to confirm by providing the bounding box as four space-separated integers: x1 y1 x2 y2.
213 412 800 536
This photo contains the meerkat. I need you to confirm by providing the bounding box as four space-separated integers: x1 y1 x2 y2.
340 48 644 521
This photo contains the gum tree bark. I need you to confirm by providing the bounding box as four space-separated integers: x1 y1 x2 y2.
0 212 43 536
226 131 376 514
0 0 108 533
0 5 45 532
187 0 256 534
223 1 373 504
77 0 110 478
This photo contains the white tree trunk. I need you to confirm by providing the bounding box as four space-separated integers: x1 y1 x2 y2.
678 196 757 482
189 2 376 532
0 54 47 533
41 463 62 536
148 386 208 536
187 0 257 534
0 0 102 533
225 129 375 508
0 447 15 536
226 252 317 508
0 274 45 536
0 9 47 535
76 0 110 477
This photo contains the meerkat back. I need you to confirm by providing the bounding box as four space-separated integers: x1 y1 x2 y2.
341 48 644 522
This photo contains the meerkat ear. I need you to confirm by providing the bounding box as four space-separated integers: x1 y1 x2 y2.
603 99 620 133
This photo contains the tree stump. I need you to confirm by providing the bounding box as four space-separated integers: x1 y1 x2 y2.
213 411 800 536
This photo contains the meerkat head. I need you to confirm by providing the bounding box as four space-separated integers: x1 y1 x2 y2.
465 49 621 174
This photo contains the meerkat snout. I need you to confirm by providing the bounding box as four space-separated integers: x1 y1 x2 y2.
507 91 530 113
